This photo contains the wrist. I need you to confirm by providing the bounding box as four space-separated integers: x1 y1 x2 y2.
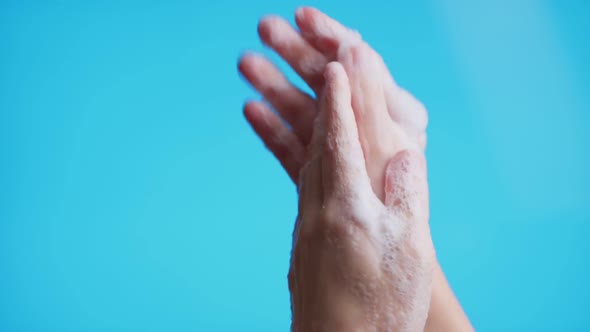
424 261 474 332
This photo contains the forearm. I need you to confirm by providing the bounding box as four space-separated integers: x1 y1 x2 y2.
290 283 377 332
291 303 375 332
424 262 474 332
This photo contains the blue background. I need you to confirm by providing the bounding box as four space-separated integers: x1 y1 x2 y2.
1 0 589 331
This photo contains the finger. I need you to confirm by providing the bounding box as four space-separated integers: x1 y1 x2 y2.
295 7 362 58
340 45 425 156
238 53 316 144
321 62 372 198
384 150 429 222
341 44 389 127
258 15 327 92
297 108 326 215
340 43 396 200
244 101 306 184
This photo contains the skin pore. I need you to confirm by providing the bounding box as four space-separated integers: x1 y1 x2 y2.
239 7 474 332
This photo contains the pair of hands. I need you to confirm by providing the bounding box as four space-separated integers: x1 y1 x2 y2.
240 7 435 331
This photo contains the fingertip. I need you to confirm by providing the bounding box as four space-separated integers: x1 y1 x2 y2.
323 61 343 81
243 100 259 120
294 6 305 22
294 6 316 26
323 61 350 102
237 51 256 71
257 15 276 41
237 53 266 85
243 100 269 122
243 99 257 111
243 101 277 138
258 15 287 45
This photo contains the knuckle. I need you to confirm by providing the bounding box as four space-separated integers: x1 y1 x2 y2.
400 88 429 131
319 199 343 225
261 82 280 100
337 41 374 64
319 197 370 236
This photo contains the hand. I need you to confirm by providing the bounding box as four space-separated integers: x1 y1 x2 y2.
289 61 434 332
240 7 473 332
239 7 428 197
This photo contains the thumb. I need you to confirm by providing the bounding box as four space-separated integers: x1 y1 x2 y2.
384 150 429 222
